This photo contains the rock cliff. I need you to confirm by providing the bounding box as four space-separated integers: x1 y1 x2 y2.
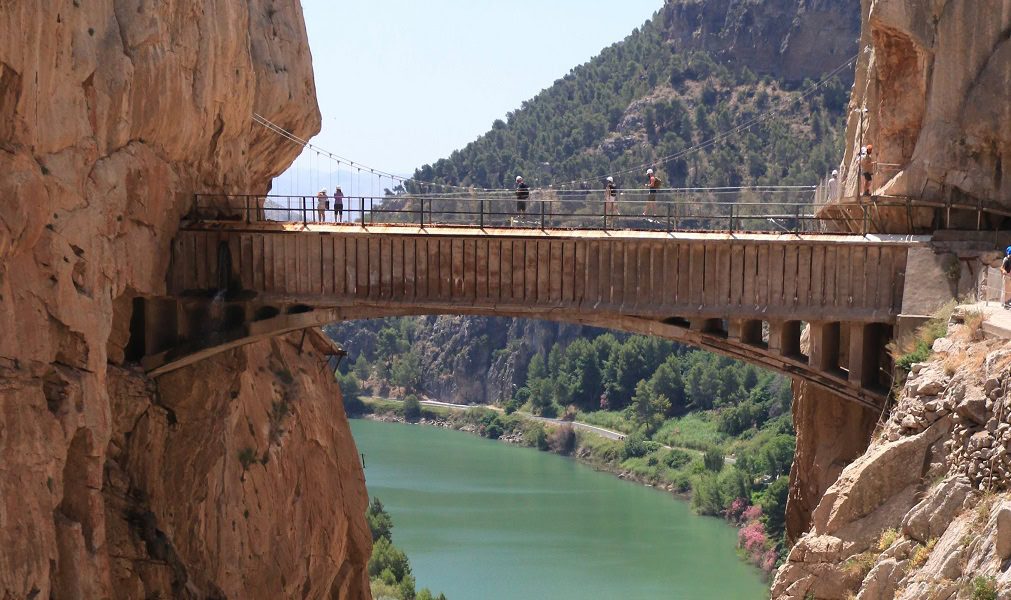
773 318 1011 599
0 1 370 597
836 0 1011 226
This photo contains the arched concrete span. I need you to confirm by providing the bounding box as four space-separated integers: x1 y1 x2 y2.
143 223 926 409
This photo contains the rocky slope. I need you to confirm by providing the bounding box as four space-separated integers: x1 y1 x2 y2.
836 0 1011 227
773 317 1011 599
1 1 369 597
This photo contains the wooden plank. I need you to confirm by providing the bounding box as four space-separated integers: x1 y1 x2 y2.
417 237 431 300
810 245 825 307
756 245 770 308
664 243 678 305
502 240 515 302
796 245 812 309
715 244 731 306
729 243 744 306
689 244 705 306
892 248 908 313
822 246 837 309
320 235 334 294
849 247 866 308
334 236 346 296
859 246 878 309
535 240 550 303
647 243 660 308
368 237 381 299
261 234 273 293
621 242 636 309
392 237 404 299
574 241 586 305
769 245 785 305
549 241 563 303
783 245 799 307
705 244 720 307
585 241 600 307
356 238 369 298
524 240 538 302
194 232 208 290
876 246 894 310
378 237 392 298
449 238 463 298
836 246 851 308
515 240 528 302
403 237 416 298
561 241 575 304
744 244 759 306
310 235 322 294
676 243 691 304
612 242 627 308
488 239 501 300
435 238 448 300
599 242 613 307
463 238 476 300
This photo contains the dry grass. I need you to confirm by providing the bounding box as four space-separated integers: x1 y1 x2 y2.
909 537 937 568
843 551 877 580
974 491 998 531
877 528 901 551
943 342 988 376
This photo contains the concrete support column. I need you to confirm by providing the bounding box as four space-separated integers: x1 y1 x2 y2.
809 321 841 372
849 323 886 388
769 320 802 358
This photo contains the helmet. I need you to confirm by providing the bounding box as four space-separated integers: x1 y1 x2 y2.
1005 246 1011 256
516 175 523 182
606 176 614 183
646 168 654 175
831 169 838 176
866 144 873 152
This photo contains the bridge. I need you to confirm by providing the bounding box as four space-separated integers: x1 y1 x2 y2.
124 192 960 410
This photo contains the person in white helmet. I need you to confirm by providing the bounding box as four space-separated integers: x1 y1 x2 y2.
826 169 839 203
316 188 329 222
604 176 617 224
644 168 661 217
515 175 529 217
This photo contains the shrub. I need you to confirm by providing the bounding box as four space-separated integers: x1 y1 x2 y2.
524 424 549 450
403 395 422 422
877 528 900 551
703 448 725 472
664 449 692 469
622 433 649 459
972 576 997 600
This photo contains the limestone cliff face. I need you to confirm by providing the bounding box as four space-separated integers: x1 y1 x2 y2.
773 321 1011 599
838 0 1011 219
0 1 370 597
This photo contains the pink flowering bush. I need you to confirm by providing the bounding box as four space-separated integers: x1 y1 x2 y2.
738 521 767 553
742 504 762 523
760 549 778 573
725 498 748 523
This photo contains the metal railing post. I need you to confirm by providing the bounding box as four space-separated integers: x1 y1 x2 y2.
540 198 546 230
862 204 868 236
479 198 484 228
793 204 800 233
244 196 250 223
729 204 735 232
420 197 425 228
302 196 307 225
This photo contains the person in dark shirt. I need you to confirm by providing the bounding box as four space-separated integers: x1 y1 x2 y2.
1002 246 1011 308
644 168 661 217
515 175 530 216
604 176 617 224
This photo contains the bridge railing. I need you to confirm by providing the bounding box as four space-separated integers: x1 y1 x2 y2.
192 189 886 234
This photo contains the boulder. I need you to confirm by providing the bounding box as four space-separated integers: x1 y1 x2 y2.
901 477 972 543
996 502 1011 561
955 385 990 425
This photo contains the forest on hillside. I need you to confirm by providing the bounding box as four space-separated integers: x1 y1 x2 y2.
405 12 851 192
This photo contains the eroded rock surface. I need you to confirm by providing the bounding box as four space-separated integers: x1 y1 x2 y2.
1 1 370 597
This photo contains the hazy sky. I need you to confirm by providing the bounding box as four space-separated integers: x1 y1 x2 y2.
275 0 661 193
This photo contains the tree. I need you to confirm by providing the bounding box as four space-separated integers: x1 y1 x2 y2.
366 497 393 542
703 448 725 472
336 371 367 416
402 395 422 422
649 357 686 414
629 380 670 434
391 351 422 392
760 476 790 542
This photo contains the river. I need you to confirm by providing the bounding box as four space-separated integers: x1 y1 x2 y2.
351 419 767 599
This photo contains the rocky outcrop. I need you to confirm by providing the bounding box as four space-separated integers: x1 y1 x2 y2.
836 0 1011 226
1 1 370 597
661 0 861 81
787 381 878 542
772 325 1011 599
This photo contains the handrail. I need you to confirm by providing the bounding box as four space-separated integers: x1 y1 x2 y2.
186 191 1006 236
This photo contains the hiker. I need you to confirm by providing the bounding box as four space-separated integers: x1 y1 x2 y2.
644 168 661 216
333 186 344 222
1002 246 1011 308
604 176 617 222
861 145 874 197
827 169 839 202
515 175 530 217
316 188 329 222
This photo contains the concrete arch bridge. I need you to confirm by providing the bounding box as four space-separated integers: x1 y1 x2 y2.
134 213 942 410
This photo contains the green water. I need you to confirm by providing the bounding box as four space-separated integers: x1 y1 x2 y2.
351 419 767 600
